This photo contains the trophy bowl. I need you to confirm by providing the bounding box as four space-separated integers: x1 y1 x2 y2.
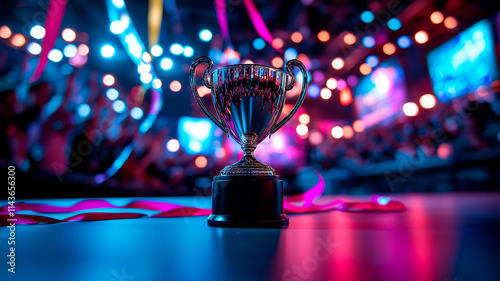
190 56 308 228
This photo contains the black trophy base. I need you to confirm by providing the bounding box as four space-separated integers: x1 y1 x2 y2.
207 175 289 228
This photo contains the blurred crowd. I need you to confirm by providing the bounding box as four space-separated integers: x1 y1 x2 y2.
2 70 500 196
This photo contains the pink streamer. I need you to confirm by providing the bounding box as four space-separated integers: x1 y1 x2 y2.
29 0 68 83
0 173 405 226
243 0 282 53
215 0 232 48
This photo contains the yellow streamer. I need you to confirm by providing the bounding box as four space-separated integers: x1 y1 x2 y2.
148 0 163 50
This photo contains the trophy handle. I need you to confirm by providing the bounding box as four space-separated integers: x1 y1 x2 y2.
190 56 228 134
270 59 309 135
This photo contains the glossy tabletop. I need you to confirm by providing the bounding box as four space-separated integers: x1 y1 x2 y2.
1 193 500 281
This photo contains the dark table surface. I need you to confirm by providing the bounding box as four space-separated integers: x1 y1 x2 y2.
1 193 500 281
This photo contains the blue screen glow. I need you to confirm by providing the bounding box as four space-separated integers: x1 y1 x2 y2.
427 20 499 102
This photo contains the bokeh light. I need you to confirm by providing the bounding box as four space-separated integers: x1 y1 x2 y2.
362 36 375 48
361 11 375 23
331 126 343 139
359 63 372 75
112 100 126 113
103 74 115 86
160 58 173 70
183 46 194 58
253 38 266 50
397 35 411 48
30 25 45 39
353 120 365 133
166 139 180 152
383 43 396 55
387 18 402 31
170 43 184 55
63 44 77 58
61 28 76 42
151 44 163 57
101 45 115 58
343 126 354 139
339 88 353 105
195 156 208 168
308 84 320 98
77 44 89 56
77 104 91 118
430 11 444 24
419 94 437 109
366 55 379 68
343 33 356 45
10 34 25 47
326 78 337 90
106 88 119 100
331 58 344 70
317 30 330 42
48 49 63 62
320 88 332 100
296 124 309 136
299 113 310 124
170 80 182 92
130 107 144 120
27 42 42 55
272 57 284 68
291 32 303 43
444 16 458 29
402 102 419 117
272 38 284 49
0 26 12 39
199 29 213 42
414 31 428 44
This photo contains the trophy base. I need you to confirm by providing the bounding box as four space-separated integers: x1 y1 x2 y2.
207 175 289 228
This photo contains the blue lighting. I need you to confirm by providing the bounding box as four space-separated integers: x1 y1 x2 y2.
308 84 320 98
160 58 173 70
253 38 265 50
376 196 390 206
183 46 194 57
110 20 124 34
63 44 77 58
101 44 115 58
199 29 213 42
106 88 119 100
387 18 402 31
366 55 379 68
150 44 163 57
362 36 375 48
178 117 221 155
112 0 124 8
112 100 126 113
77 103 91 118
397 35 411 48
48 49 63 62
170 43 184 55
284 48 298 61
130 107 144 120
31 142 44 161
361 11 375 23
27 42 41 55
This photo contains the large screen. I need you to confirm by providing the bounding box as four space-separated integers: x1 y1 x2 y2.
427 19 499 102
354 58 407 128
178 117 222 155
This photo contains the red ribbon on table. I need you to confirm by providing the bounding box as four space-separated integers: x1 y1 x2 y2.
0 173 405 226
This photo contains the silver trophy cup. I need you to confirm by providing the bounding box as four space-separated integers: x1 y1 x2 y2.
190 56 308 228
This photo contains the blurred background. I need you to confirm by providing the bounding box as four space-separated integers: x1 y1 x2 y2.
1 0 499 198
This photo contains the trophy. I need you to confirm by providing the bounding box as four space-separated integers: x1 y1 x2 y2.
190 56 308 228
